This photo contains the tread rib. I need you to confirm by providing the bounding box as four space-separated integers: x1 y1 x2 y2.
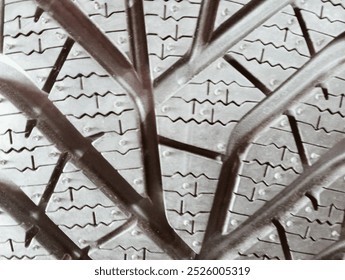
202 32 345 246
154 0 292 105
0 59 193 260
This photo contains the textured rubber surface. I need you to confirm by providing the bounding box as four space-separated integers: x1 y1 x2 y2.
0 0 345 260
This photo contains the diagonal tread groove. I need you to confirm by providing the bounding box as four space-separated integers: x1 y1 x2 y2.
223 54 271 95
287 114 309 168
42 37 74 93
272 218 292 260
39 152 69 210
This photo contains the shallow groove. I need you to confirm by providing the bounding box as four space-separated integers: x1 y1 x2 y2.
159 135 222 160
39 152 69 210
42 37 74 93
287 114 309 168
272 218 292 260
223 54 271 95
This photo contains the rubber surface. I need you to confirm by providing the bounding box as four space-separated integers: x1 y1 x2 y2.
0 0 345 260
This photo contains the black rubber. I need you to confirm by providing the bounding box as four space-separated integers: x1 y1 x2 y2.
0 0 345 260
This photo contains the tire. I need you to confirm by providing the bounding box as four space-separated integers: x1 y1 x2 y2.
0 0 345 260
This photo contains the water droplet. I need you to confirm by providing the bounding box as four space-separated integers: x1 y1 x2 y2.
154 66 162 73
296 107 303 115
161 106 169 113
301 0 307 4
5 43 14 50
214 89 223 96
62 177 70 184
286 220 293 227
217 62 225 69
290 157 297 163
33 135 41 141
73 50 80 57
296 39 303 45
83 126 92 133
183 220 191 226
111 209 121 216
240 43 247 50
217 143 226 151
288 18 294 25
32 193 41 199
331 230 340 237
0 160 7 165
316 39 324 46
131 230 140 236
178 77 187 85
258 189 266 196
200 108 209 116
118 36 127 44
270 79 278 86
131 254 140 260
32 245 40 250
315 93 323 100
274 173 282 180
310 153 319 159
53 196 61 203
222 8 230 16
94 1 101 9
78 239 86 245
182 183 190 189
41 17 49 24
119 139 127 146
269 233 276 241
230 219 238 226
56 32 65 40
280 119 287 127
49 151 59 158
114 101 123 107
163 150 171 157
37 76 46 82
192 241 201 247
55 85 64 91
305 206 312 213
133 178 142 185
166 44 175 51
170 5 178 12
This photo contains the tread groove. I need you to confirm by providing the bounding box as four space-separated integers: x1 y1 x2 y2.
223 54 270 95
38 152 69 210
272 218 292 260
287 114 309 168
42 37 74 93
159 135 222 160
293 7 315 56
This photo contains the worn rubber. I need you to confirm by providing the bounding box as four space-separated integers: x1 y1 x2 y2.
0 0 345 260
